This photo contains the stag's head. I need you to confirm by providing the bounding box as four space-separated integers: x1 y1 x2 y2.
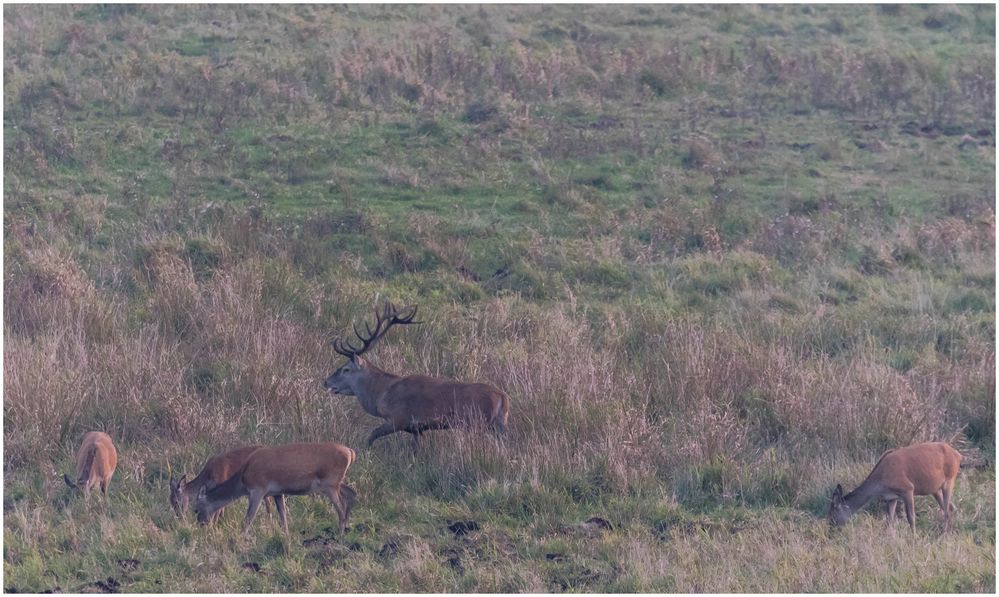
324 302 420 395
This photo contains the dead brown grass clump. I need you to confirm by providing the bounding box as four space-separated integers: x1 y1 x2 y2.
917 215 995 261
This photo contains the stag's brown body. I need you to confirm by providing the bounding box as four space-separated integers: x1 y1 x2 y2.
828 441 961 531
171 445 281 522
64 431 117 497
324 303 510 448
194 442 356 538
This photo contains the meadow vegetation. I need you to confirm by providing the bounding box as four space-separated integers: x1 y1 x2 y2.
3 4 995 592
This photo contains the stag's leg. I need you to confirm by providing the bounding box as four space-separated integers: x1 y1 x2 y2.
366 423 400 447
408 422 451 453
323 485 348 534
902 491 916 532
242 490 265 535
273 495 290 538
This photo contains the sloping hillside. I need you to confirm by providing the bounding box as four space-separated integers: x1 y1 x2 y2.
4 5 994 592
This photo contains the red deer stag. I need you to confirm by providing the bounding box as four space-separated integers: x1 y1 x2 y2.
194 443 356 538
64 431 118 498
323 302 510 449
828 441 961 532
170 446 280 522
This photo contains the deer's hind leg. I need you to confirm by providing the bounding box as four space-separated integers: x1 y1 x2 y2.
902 490 917 532
273 495 290 538
935 478 957 531
323 485 348 534
885 499 899 524
340 485 357 521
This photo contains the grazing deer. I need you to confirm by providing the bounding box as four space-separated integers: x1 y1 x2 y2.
194 443 356 538
170 446 280 522
828 441 962 532
64 431 117 498
323 302 510 449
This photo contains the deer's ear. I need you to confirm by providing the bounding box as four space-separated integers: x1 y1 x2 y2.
178 474 188 488
197 485 207 499
832 484 843 500
169 476 179 490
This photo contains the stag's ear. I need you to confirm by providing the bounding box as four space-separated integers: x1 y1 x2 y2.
64 474 77 489
197 485 207 499
178 474 188 488
169 476 179 490
832 484 843 500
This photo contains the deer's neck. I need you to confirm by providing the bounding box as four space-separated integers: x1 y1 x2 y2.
182 469 213 500
355 363 400 417
200 472 246 516
842 479 881 514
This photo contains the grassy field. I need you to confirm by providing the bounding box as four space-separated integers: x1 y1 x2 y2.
3 4 995 593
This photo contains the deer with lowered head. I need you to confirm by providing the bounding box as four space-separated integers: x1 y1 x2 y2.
194 442 356 538
64 431 118 498
170 445 281 523
323 302 510 450
828 441 961 532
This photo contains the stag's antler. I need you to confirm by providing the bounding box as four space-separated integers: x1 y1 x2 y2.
332 301 420 358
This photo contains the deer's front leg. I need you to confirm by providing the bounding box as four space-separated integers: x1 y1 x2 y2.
367 422 400 447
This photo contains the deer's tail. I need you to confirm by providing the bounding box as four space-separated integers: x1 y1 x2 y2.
76 443 97 486
491 391 510 433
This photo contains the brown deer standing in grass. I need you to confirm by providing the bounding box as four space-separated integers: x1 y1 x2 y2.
170 446 280 522
323 302 510 450
64 431 117 498
828 441 962 532
194 443 356 538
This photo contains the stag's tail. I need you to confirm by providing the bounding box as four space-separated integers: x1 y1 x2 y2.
491 390 510 434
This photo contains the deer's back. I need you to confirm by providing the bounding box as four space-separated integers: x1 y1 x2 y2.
198 445 263 487
77 432 117 481
381 375 507 423
871 442 961 494
242 443 353 490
